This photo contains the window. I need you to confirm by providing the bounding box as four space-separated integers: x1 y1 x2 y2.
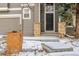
23 8 31 19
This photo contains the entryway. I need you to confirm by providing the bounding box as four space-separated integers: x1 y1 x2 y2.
40 3 55 36
44 3 55 32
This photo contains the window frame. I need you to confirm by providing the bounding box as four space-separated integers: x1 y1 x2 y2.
23 8 31 19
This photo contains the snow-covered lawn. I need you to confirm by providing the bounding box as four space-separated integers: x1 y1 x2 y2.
0 36 79 56
45 38 79 56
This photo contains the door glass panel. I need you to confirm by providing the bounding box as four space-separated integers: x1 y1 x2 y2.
46 13 53 30
46 3 53 12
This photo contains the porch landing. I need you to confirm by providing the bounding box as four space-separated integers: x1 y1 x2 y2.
0 35 62 42
23 36 59 42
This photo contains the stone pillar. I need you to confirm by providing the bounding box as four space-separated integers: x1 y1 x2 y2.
34 4 41 36
34 22 41 36
58 22 66 38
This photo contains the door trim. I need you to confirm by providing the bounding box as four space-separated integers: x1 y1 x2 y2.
44 3 55 32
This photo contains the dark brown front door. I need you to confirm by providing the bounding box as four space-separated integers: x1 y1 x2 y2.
46 13 53 31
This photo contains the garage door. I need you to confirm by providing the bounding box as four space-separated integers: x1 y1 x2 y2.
0 18 20 35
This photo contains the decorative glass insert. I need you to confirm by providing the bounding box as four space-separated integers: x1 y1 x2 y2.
23 8 31 19
45 3 53 12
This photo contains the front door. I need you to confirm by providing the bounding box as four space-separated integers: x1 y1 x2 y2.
44 3 55 32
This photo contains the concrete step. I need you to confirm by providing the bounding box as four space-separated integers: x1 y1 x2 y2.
42 42 73 53
41 32 59 36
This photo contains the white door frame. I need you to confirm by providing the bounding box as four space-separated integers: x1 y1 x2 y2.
44 3 55 32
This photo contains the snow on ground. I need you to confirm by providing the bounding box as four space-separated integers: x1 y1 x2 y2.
22 40 42 50
1 36 79 56
45 38 79 56
21 37 79 56
46 51 79 56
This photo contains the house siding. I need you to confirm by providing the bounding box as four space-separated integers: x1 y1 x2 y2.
8 3 21 8
0 3 8 8
34 3 39 23
23 6 34 36
23 3 39 36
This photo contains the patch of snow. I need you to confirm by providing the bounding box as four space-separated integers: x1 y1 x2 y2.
35 50 47 56
0 44 6 53
22 41 43 50
0 35 6 38
46 51 79 56
18 51 35 56
73 47 79 52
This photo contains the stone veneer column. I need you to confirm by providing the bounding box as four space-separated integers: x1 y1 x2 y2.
34 3 41 36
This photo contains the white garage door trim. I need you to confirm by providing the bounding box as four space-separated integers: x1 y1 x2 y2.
0 14 22 24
